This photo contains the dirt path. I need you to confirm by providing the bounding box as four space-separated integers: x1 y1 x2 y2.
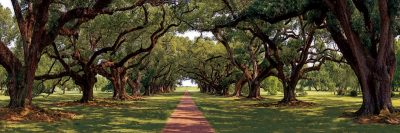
163 91 215 133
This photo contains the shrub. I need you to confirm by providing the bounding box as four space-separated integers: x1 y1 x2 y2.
101 82 113 92
391 92 396 97
349 90 358 97
261 77 282 95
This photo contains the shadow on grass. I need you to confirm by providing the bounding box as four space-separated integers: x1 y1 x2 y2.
190 92 400 133
0 92 183 132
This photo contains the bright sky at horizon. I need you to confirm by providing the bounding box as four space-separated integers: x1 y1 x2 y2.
181 79 197 87
0 1 12 12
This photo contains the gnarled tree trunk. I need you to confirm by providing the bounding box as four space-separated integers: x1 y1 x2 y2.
322 0 396 116
7 69 27 108
1 41 30 108
247 80 261 99
128 78 141 97
110 67 130 100
79 83 94 103
233 76 246 97
75 72 97 103
280 82 298 104
353 56 395 115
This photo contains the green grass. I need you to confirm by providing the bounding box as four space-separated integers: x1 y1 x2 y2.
0 91 183 132
190 90 400 133
2 88 400 132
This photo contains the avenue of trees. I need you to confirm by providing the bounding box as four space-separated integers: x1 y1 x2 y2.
0 0 400 119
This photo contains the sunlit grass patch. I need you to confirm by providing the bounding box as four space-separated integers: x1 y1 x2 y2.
191 90 400 132
0 91 182 132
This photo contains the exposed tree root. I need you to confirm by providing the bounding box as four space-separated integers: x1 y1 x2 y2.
112 94 142 101
234 97 265 101
0 105 76 122
110 96 144 101
249 100 316 108
341 110 400 125
51 98 143 108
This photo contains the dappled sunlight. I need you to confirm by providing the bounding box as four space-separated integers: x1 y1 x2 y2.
191 91 400 132
0 92 182 132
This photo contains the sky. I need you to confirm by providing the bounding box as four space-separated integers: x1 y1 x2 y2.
0 1 12 12
0 1 199 87
180 79 197 87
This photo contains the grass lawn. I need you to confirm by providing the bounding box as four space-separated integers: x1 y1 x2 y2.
2 87 400 132
190 90 400 133
0 90 184 132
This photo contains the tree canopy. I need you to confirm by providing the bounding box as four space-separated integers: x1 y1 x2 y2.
0 0 399 119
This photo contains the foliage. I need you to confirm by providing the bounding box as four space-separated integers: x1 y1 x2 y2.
95 76 109 91
0 5 17 94
0 4 17 45
301 61 359 95
392 40 400 90
0 67 5 93
101 81 114 92
178 36 237 95
261 77 282 95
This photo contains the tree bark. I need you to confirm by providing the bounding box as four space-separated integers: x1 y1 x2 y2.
110 67 131 100
324 0 396 115
1 41 29 108
280 83 298 103
78 81 95 103
247 80 261 99
130 72 142 97
128 78 141 97
233 76 246 97
7 70 28 108
143 87 150 96
222 87 229 96
354 60 395 115
75 72 97 103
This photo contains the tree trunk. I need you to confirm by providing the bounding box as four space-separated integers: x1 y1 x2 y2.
128 78 141 97
111 78 129 100
233 76 246 97
200 84 207 93
7 58 39 108
280 82 298 104
112 79 118 98
222 87 229 96
354 63 395 116
76 73 97 103
110 67 130 100
247 80 261 99
79 82 94 103
323 0 396 116
143 87 150 96
7 70 28 108
209 86 215 94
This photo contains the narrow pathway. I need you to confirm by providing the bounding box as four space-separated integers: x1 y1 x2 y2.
163 91 215 133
